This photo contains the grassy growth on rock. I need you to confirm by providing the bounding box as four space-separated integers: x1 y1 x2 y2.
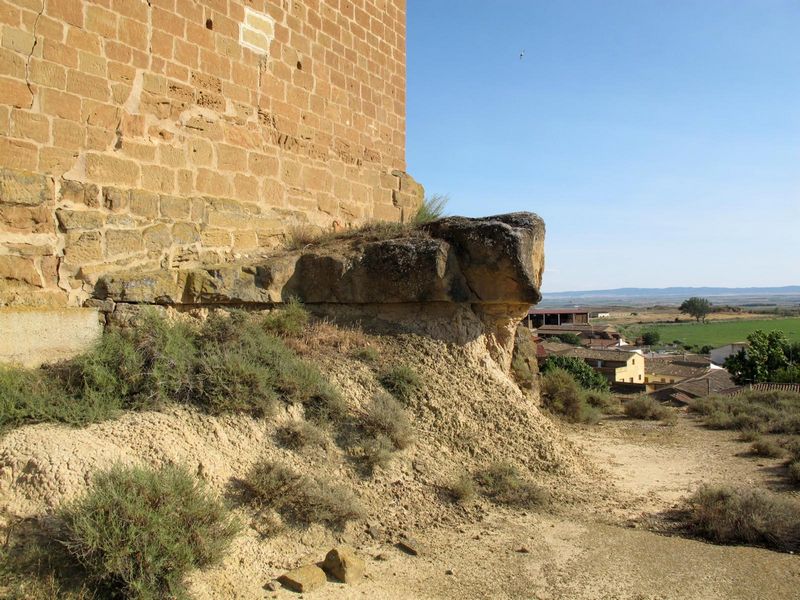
413 193 448 225
474 462 549 508
623 395 676 423
689 390 800 434
351 346 381 363
684 484 800 552
262 298 309 337
60 463 239 599
379 365 422 403
540 368 601 424
242 460 364 529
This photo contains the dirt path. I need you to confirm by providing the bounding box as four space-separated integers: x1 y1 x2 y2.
261 413 800 600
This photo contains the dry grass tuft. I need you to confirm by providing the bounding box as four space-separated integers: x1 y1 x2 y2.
275 421 328 451
242 460 364 529
285 320 372 356
623 395 675 423
474 462 549 508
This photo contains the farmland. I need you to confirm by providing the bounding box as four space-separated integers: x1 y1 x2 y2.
639 318 800 347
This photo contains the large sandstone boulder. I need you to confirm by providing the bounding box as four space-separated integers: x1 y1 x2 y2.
93 213 545 370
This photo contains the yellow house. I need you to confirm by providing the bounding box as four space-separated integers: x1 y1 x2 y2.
555 348 645 385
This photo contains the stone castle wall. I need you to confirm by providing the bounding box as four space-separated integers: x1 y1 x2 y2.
0 0 420 308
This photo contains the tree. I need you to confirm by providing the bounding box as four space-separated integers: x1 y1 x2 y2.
724 329 791 384
641 330 660 346
554 333 582 345
540 355 610 392
679 297 712 323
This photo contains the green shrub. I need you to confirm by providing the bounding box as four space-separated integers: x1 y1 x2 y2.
362 392 413 450
474 462 548 508
275 421 328 451
412 193 448 225
261 298 310 337
749 439 785 458
449 473 476 503
242 460 363 529
540 355 610 392
60 464 238 599
554 333 582 345
623 395 673 422
0 366 108 431
738 429 762 442
540 368 599 423
685 484 800 552
379 365 422 402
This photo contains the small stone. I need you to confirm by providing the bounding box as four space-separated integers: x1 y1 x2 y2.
277 565 327 593
445 569 454 575
516 547 530 554
322 545 366 584
264 580 280 591
396 536 423 556
367 524 383 540
374 553 388 561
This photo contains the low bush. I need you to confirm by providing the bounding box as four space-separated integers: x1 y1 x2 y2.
540 368 600 424
379 365 422 402
685 484 800 552
261 298 310 337
275 421 328 451
474 462 548 508
584 389 621 413
449 473 476 503
362 392 414 450
689 390 800 434
0 307 345 433
738 429 762 442
623 395 674 422
60 464 239 599
749 439 785 458
242 460 363 529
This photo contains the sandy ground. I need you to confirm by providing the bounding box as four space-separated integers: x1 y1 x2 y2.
264 413 800 600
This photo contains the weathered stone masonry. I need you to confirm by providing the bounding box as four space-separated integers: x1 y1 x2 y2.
0 0 421 309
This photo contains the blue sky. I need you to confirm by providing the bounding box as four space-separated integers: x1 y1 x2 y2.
406 1 800 292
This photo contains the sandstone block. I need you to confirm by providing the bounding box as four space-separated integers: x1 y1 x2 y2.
0 255 41 287
277 565 327 593
129 190 160 219
143 224 172 251
322 546 365 584
64 231 103 263
159 195 191 219
56 209 104 231
103 187 127 211
85 153 140 186
0 168 51 206
172 222 199 244
106 229 144 256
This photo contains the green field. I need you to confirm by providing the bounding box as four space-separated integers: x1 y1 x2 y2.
642 318 800 348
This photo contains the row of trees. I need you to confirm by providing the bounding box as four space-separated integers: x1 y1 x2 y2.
724 329 800 384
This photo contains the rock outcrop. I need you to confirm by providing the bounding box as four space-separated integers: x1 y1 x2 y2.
92 213 545 370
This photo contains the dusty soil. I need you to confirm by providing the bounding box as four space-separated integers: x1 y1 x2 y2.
265 414 800 600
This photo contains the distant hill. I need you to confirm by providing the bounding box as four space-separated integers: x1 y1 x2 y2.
544 286 800 299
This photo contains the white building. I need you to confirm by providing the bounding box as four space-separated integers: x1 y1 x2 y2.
710 342 748 366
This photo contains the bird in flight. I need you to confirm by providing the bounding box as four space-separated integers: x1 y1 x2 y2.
519 50 525 60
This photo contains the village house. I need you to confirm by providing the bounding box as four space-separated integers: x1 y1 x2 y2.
649 368 735 404
534 323 625 348
644 354 710 392
523 308 590 328
710 342 748 366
